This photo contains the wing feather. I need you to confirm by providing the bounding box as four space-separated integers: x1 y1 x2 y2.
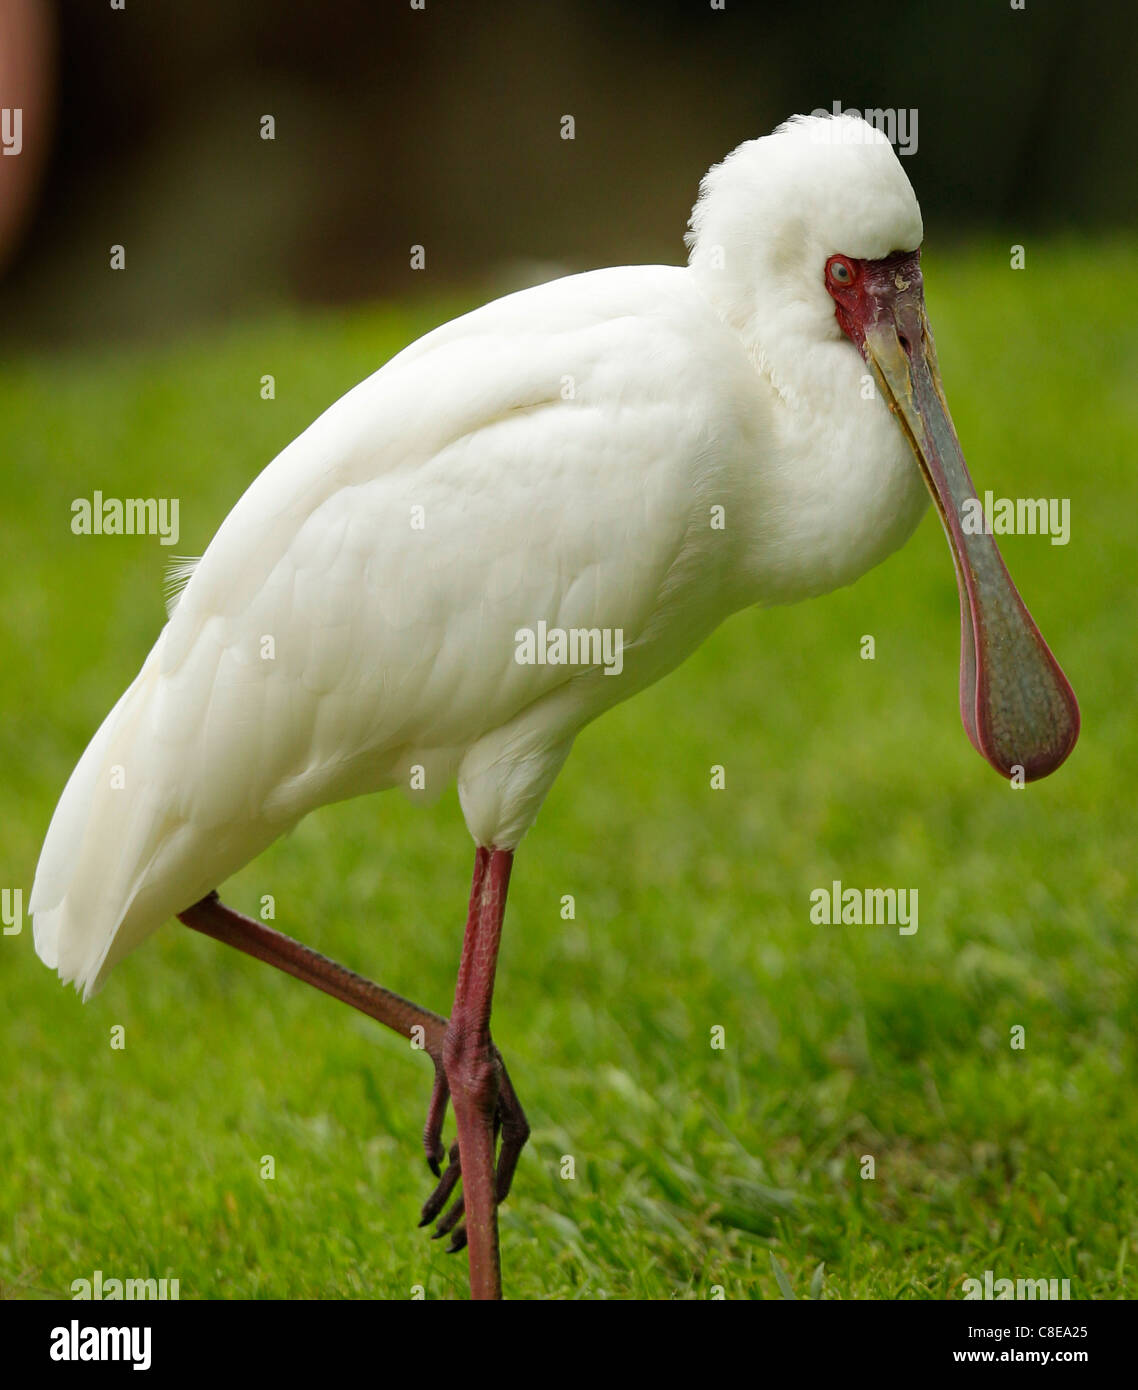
32 265 751 995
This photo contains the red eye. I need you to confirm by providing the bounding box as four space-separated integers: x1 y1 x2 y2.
827 256 855 287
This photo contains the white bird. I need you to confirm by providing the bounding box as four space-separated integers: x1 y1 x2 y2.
31 114 1079 1300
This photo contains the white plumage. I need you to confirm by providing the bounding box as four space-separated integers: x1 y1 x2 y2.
32 117 948 996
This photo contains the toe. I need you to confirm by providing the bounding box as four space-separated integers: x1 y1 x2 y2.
419 1141 461 1226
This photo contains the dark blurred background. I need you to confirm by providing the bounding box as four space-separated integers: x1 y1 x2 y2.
1 0 1133 350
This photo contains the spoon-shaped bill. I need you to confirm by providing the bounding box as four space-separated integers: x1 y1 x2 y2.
864 292 1079 781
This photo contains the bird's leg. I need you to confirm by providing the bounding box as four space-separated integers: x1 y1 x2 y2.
438 845 515 1300
416 1050 530 1249
414 844 489 1176
175 890 529 1285
417 854 529 1255
177 891 449 1050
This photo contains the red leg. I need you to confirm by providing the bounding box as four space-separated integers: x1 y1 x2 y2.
444 846 514 1300
178 892 449 1046
176 884 529 1295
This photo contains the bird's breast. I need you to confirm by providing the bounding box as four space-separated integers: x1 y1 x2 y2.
734 354 932 607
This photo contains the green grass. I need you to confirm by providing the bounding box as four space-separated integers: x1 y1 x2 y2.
1 241 1135 1300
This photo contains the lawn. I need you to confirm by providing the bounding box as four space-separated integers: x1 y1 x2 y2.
1 240 1135 1300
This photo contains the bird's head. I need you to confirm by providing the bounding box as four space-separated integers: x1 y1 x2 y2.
688 114 1078 781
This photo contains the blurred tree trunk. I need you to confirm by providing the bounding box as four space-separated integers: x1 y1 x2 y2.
0 0 55 274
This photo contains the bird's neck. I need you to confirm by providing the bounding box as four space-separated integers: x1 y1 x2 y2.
729 319 931 608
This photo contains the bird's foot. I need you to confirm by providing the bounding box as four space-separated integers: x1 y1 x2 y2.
418 1047 529 1253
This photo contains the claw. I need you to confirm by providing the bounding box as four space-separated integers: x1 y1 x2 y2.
415 1048 530 1253
433 1193 465 1239
419 1142 461 1226
422 1063 450 1177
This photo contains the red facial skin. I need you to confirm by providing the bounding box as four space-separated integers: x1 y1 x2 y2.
824 248 924 355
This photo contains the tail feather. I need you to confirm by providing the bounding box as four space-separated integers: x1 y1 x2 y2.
32 627 293 1000
31 670 149 982
31 649 207 999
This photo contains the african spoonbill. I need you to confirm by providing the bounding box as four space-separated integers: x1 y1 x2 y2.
32 114 1079 1300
